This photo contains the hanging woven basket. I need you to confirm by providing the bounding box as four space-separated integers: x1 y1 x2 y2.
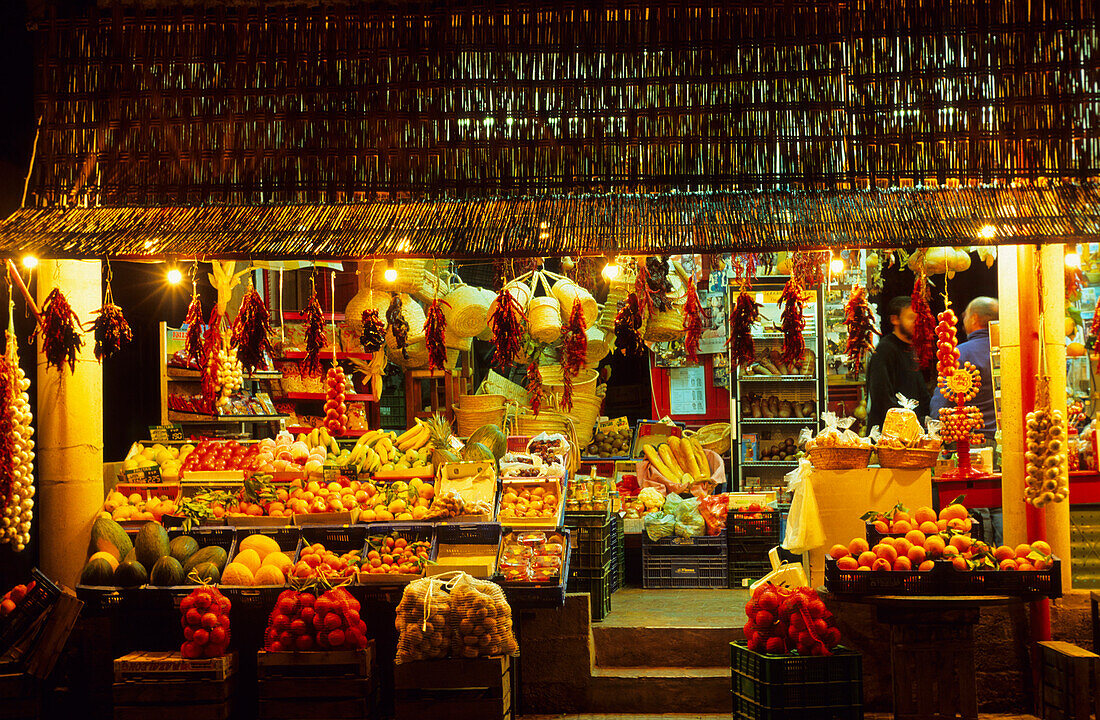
551 276 598 326
528 273 563 344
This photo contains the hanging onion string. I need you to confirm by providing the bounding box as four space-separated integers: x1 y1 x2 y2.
231 285 275 375
34 288 84 374
386 294 410 360
424 298 449 372
360 309 387 353
301 284 326 377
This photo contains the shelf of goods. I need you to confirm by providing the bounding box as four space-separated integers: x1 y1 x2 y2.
730 280 827 497
159 322 285 430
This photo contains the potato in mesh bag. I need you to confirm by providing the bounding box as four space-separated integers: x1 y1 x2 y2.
395 576 454 663
448 574 518 659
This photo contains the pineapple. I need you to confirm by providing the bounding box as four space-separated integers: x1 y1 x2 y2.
426 412 454 451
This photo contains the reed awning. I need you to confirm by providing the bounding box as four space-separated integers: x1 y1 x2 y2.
3 185 1098 260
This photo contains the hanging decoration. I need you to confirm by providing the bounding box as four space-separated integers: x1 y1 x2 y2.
791 251 829 288
201 307 225 409
682 278 704 364
730 292 762 367
635 256 672 315
613 293 646 357
90 263 132 362
0 318 33 552
359 309 387 353
488 286 524 368
387 294 410 360
560 300 588 411
935 301 960 378
183 295 205 367
35 288 84 374
231 282 275 375
778 278 806 367
1025 259 1068 506
729 254 760 288
843 285 876 374
527 351 545 416
301 277 326 378
910 270 938 372
424 298 449 373
324 366 349 436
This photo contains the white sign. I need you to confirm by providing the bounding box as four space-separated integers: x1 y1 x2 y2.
669 366 707 415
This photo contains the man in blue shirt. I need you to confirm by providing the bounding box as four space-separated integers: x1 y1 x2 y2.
930 297 999 442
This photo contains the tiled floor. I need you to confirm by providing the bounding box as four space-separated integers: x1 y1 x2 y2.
600 588 749 628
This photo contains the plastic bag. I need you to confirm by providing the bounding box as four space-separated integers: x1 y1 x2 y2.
181 585 231 658
639 447 724 497
881 394 922 445
643 512 676 541
698 495 730 536
781 458 825 554
673 496 705 537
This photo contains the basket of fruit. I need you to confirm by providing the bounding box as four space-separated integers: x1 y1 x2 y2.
806 447 872 470
875 446 940 469
585 425 634 459
803 414 873 470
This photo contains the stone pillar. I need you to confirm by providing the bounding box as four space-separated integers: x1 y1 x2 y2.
37 260 103 587
997 246 1027 547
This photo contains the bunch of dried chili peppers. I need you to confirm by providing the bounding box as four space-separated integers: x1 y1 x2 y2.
910 271 938 372
778 279 806 368
559 301 588 411
488 287 524 369
843 284 876 373
231 285 274 374
730 292 762 366
300 284 326 377
184 296 205 367
613 293 646 357
424 298 449 372
682 278 704 364
360 309 387 353
35 288 84 374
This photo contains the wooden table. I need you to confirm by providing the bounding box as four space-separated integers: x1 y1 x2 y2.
826 593 1023 720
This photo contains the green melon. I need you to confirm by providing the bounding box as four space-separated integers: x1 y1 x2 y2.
123 548 136 564
88 516 133 561
79 557 115 586
461 441 496 463
189 562 221 584
468 424 507 459
135 522 170 570
149 556 185 586
113 560 148 587
183 546 227 575
169 536 199 566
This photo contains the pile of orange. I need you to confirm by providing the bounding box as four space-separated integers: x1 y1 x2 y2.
288 542 362 580
361 533 432 576
870 502 974 535
831 534 1053 572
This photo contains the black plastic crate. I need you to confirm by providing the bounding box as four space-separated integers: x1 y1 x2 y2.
733 692 864 720
734 673 862 709
433 523 502 579
642 531 728 589
823 556 1062 598
567 518 615 572
569 570 611 622
497 528 571 608
731 641 863 686
564 509 612 527
729 536 776 586
728 509 781 540
865 513 984 547
359 523 437 585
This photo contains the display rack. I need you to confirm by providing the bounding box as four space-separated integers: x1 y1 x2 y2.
729 280 827 496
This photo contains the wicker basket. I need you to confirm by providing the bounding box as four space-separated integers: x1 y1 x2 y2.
876 446 939 469
686 422 732 455
551 277 599 326
443 283 491 338
388 337 430 369
363 258 429 295
487 282 532 323
528 296 562 343
564 392 603 447
454 403 507 437
644 307 684 342
457 393 506 411
585 326 611 367
540 367 598 396
412 270 451 304
807 446 873 470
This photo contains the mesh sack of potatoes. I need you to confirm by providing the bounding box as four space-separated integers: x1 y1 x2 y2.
447 574 519 659
395 576 455 663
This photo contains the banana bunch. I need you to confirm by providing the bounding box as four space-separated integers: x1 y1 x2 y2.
316 426 435 477
642 436 711 484
297 427 341 456
395 419 432 452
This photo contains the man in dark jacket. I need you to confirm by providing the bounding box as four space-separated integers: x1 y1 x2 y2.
865 296 931 431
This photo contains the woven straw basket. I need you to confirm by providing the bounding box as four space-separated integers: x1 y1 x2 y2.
388 338 430 369
563 391 604 446
876 446 939 469
454 402 507 437
528 296 562 343
685 422 731 455
644 308 684 342
412 271 451 304
487 282 532 323
444 284 491 338
364 258 428 295
458 393 506 411
540 367 598 397
552 277 599 326
807 447 872 470
585 326 611 367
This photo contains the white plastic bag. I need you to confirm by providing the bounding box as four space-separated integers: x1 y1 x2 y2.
782 458 825 554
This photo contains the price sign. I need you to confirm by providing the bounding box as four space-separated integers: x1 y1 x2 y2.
148 424 184 442
597 417 630 435
322 464 358 483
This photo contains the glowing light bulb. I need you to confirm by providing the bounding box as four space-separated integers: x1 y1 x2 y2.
167 268 183 285
384 267 398 283
977 224 996 240
829 256 845 275
1065 250 1081 269
20 256 37 270
602 261 620 281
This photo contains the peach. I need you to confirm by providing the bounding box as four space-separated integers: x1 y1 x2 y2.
1017 562 1034 572
893 511 912 524
893 556 912 572
858 551 877 568
891 520 912 533
837 556 859 571
1033 558 1050 571
873 544 898 563
894 538 913 556
871 557 892 571
942 545 960 558
907 545 927 564
874 520 889 534
1031 540 1051 556
905 530 927 547
947 517 972 533
919 521 939 534
999 558 1018 571
993 546 1015 562
924 535 946 558
937 519 949 532
914 506 937 525
849 538 870 556
829 544 850 560
919 560 935 572
879 537 896 548
856 566 870 572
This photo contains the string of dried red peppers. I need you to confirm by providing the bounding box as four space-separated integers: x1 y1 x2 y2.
910 271 938 372
201 307 224 410
682 278 704 364
730 292 762 366
360 309 386 353
1089 296 1100 350
527 358 545 416
91 302 133 361
424 299 449 372
843 284 876 373
386 294 410 360
35 288 84 374
791 251 829 288
730 254 760 288
613 293 646 357
635 256 672 315
231 286 275 375
778 279 806 367
488 287 524 369
184 295 204 367
559 301 588 411
300 286 326 377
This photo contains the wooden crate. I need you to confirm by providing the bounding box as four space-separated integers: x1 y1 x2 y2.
1040 640 1100 720
113 651 236 682
112 651 236 720
257 647 376 720
394 656 512 720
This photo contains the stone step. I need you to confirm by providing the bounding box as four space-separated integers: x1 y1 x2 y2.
587 666 733 714
593 624 744 667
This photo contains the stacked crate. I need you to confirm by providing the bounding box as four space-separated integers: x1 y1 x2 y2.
112 651 236 720
609 514 625 593
731 641 863 720
394 655 512 720
564 510 614 621
257 646 376 720
728 508 781 587
642 531 728 588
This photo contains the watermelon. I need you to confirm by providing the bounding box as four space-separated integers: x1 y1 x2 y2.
79 557 115 586
88 517 133 561
169 536 199 566
150 556 185 586
183 546 227 575
135 522 170 570
189 562 221 584
468 424 507 459
114 560 148 587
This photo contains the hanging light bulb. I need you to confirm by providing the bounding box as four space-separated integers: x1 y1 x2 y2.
20 255 37 270
829 252 845 275
167 267 183 285
1065 244 1081 269
384 259 397 283
602 254 620 281
977 224 996 240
